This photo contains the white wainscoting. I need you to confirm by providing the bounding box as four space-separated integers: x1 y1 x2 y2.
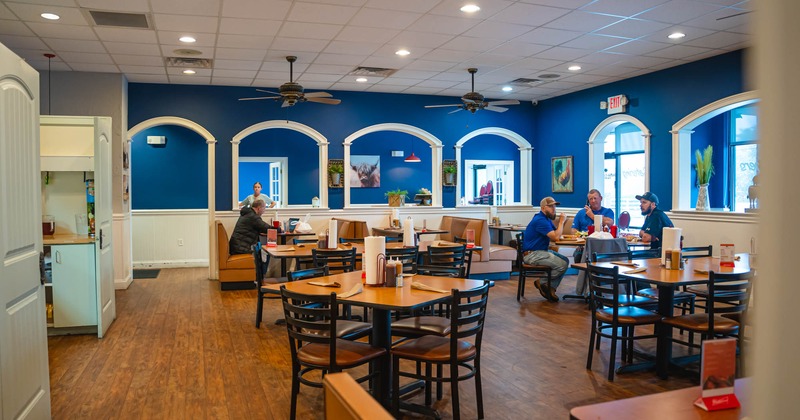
113 212 133 289
132 209 210 269
668 210 760 254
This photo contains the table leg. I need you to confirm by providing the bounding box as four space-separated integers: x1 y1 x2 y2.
656 285 675 379
372 308 392 408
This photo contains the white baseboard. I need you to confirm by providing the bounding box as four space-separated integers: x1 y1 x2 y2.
115 275 133 290
133 260 209 269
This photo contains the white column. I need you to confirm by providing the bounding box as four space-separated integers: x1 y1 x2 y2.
432 143 443 207
519 146 533 205
230 138 240 210
454 144 463 206
343 142 351 208
319 141 329 208
670 129 693 209
207 137 217 280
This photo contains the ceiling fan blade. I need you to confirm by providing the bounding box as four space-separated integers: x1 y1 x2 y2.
487 99 520 107
448 107 464 114
462 98 481 104
484 105 510 113
255 89 281 95
239 96 280 101
281 100 292 108
306 97 341 105
304 91 333 98
425 104 463 108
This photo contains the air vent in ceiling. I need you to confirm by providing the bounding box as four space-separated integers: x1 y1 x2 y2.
537 73 561 79
165 57 213 69
509 78 543 86
349 66 397 77
87 10 150 29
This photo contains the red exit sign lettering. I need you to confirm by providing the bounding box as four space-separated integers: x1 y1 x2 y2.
607 94 627 114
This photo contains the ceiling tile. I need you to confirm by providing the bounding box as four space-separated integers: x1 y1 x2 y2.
468 21 535 41
0 3 15 19
125 74 169 83
614 54 673 69
0 19 35 36
160 44 213 58
518 0 594 9
118 64 167 75
153 14 219 33
220 18 283 37
112 54 163 66
277 21 342 40
221 0 292 20
57 51 113 64
104 41 161 56
489 3 571 26
390 31 454 49
150 0 221 16
270 37 328 53
513 56 567 71
427 0 514 18
212 69 257 78
297 73 343 82
211 77 253 86
639 26 716 44
646 44 712 59
216 34 273 49
407 14 479 35
43 38 105 53
363 0 436 14
212 59 262 70
95 27 157 43
68 63 120 73
515 27 583 46
544 11 623 32
157 31 215 47
439 37 504 53
468 53 525 67
77 0 149 13
580 0 671 18
567 51 626 65
304 63 352 74
635 0 722 24
323 40 381 55
4 2 86 25
683 31 749 49
214 47 268 61
313 53 367 65
27 22 97 40
536 46 591 61
335 26 399 44
595 18 671 39
286 2 359 25
606 39 669 55
489 41 551 56
348 7 421 30
681 7 750 31
562 34 629 50
403 59 454 72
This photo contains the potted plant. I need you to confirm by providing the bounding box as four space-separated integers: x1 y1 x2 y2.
695 145 714 211
443 165 457 185
415 187 432 206
328 162 344 186
385 188 408 207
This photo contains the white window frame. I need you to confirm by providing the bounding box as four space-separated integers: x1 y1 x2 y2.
588 115 651 200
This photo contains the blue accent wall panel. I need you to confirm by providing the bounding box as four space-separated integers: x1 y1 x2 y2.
690 113 726 208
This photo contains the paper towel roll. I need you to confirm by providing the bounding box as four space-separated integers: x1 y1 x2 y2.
391 208 400 222
403 217 416 247
490 206 497 218
364 236 386 285
594 214 603 232
661 227 682 265
328 219 338 249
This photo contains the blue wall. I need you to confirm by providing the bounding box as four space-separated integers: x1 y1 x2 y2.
128 50 746 211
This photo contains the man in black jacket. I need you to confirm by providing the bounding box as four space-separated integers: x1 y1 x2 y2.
229 199 270 255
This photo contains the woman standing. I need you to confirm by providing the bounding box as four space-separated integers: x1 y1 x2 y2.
239 181 276 209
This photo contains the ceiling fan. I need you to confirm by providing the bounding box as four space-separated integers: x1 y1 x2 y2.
425 68 520 114
239 56 341 108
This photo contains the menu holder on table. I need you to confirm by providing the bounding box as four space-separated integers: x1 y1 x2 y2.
465 228 475 248
266 229 278 247
694 338 739 411
720 244 735 267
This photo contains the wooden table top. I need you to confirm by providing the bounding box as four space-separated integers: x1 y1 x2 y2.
570 377 751 420
372 227 448 236
572 254 752 287
265 240 472 258
43 234 96 245
263 271 486 311
488 224 527 231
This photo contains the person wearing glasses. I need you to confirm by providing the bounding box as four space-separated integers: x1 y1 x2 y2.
521 197 569 302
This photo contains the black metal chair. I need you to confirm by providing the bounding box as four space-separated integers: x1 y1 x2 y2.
514 232 554 302
280 287 386 420
453 236 475 278
254 244 271 328
417 244 467 278
386 246 419 274
312 247 357 273
392 281 491 419
586 264 661 381
292 237 318 269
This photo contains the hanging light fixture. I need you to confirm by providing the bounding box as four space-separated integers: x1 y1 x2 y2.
44 53 55 115
405 139 421 163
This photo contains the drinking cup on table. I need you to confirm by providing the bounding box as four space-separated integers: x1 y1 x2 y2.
610 225 618 238
588 225 595 235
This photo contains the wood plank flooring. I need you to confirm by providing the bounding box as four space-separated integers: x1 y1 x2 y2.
48 268 698 419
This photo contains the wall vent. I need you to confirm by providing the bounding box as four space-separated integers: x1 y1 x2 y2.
87 10 151 29
349 67 397 77
165 57 213 69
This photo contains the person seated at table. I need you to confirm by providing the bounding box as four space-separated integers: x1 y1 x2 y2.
239 181 276 209
572 189 614 234
229 199 271 255
636 191 674 249
522 197 569 302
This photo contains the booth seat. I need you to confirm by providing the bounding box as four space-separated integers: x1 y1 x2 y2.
216 220 255 290
332 217 370 241
438 216 516 279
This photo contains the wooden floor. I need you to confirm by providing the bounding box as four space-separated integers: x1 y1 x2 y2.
48 268 699 419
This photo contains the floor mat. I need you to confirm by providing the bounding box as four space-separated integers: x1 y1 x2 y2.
133 269 161 279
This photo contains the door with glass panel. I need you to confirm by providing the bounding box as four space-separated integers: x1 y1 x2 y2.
603 123 645 229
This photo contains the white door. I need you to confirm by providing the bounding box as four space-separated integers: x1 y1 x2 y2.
0 43 52 418
93 117 116 337
269 161 282 206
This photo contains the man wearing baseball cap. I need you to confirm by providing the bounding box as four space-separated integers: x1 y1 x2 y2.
521 196 569 302
635 191 674 249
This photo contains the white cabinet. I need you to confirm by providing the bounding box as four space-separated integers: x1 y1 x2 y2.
50 244 97 328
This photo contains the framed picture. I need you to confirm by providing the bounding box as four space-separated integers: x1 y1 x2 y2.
349 155 380 188
551 156 573 193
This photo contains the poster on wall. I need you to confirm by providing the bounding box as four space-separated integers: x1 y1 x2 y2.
350 155 381 188
551 156 573 193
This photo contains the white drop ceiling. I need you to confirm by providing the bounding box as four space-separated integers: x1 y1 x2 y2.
0 0 751 101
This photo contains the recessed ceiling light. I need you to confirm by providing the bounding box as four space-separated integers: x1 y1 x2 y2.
182 69 196 75
460 4 480 13
179 36 196 43
356 77 368 83
502 86 512 92
41 12 60 20
668 32 686 39
568 65 582 71
395 49 410 56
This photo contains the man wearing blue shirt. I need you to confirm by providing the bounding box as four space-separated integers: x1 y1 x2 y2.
522 197 569 302
571 189 615 234
636 191 674 249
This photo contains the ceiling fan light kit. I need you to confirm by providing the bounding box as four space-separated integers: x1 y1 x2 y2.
239 56 341 107
425 68 520 114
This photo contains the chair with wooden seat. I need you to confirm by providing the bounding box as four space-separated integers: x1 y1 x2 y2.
586 264 662 381
312 247 357 273
661 270 754 374
591 252 658 307
514 232 554 302
392 281 491 419
280 287 387 420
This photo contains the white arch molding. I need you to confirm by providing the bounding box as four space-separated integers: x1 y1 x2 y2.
231 120 329 209
454 127 533 206
343 123 443 207
587 115 652 199
671 91 759 209
127 116 218 279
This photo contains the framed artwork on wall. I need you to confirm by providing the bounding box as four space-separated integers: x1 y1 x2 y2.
350 155 380 188
551 156 573 193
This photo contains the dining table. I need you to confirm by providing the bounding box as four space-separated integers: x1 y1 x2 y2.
371 226 449 241
262 271 486 410
487 224 527 245
572 254 752 379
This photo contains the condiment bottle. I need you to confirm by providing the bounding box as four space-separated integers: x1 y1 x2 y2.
385 259 396 287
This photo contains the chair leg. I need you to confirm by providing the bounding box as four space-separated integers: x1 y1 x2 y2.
256 293 264 328
437 364 443 400
608 325 618 381
392 357 401 416
517 273 525 301
587 321 596 370
425 363 432 406
450 360 461 420
290 365 300 420
475 358 484 419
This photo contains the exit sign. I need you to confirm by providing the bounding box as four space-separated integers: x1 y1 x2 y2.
607 94 627 114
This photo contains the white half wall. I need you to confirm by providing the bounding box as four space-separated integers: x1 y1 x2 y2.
132 209 210 269
113 212 132 289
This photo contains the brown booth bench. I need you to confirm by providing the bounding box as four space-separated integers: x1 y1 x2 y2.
438 215 516 279
215 220 256 290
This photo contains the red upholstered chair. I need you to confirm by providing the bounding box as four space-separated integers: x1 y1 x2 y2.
618 211 631 232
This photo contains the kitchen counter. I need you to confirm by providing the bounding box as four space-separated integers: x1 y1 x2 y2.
44 234 95 245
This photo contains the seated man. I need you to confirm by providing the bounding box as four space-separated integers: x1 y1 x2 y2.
571 189 615 263
522 197 569 302
636 191 674 249
229 199 271 255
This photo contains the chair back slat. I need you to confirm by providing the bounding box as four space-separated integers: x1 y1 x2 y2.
288 266 329 282
421 244 467 277
451 283 491 341
339 237 365 244
313 247 357 273
280 287 340 367
294 238 319 245
628 249 660 260
683 245 713 259
586 264 622 311
592 252 630 262
386 246 418 274
707 271 754 333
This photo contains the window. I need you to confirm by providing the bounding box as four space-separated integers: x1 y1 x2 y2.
729 105 758 212
464 160 515 205
602 124 645 228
